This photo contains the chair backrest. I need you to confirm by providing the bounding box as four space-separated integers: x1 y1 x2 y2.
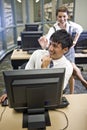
19 62 27 69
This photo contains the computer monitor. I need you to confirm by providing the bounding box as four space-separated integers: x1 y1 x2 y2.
25 23 39 31
21 31 43 53
72 32 87 52
3 68 65 129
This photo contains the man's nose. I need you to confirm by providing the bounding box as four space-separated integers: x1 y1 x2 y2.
61 17 64 20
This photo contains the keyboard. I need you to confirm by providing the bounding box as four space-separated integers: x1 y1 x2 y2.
1 97 69 108
27 50 36 54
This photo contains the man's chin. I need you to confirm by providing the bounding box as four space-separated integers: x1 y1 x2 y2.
50 55 55 59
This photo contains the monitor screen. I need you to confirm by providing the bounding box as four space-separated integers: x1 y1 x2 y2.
25 23 39 31
3 68 65 110
3 68 65 129
21 31 43 52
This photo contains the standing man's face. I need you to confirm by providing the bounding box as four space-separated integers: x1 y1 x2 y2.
56 12 68 24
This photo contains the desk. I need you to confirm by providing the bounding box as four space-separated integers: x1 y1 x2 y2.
11 49 31 69
0 94 87 130
11 49 87 69
75 52 87 64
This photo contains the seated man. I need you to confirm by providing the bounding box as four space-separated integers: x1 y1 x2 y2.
25 29 73 93
0 29 73 103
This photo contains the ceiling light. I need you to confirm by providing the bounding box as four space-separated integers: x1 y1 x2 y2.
36 0 39 3
17 0 22 3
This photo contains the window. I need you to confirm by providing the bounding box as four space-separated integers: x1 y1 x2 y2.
15 0 23 24
4 0 13 27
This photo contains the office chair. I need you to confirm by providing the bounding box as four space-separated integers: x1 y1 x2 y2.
19 62 27 69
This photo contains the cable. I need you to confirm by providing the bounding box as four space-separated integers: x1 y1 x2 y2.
0 107 69 129
55 109 69 130
0 107 6 122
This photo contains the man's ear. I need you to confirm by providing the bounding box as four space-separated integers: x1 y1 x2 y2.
63 47 68 54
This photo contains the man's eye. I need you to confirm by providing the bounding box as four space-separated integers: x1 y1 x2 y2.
59 16 62 18
59 16 66 18
52 44 57 48
53 45 56 47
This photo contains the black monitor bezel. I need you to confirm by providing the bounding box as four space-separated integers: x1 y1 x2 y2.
25 23 39 31
21 31 42 51
3 68 65 111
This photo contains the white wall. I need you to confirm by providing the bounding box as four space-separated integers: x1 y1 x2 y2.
75 0 87 30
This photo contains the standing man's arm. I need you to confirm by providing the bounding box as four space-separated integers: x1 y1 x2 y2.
69 75 74 94
71 22 83 46
25 51 37 69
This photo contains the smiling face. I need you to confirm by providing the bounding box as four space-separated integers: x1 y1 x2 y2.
48 41 68 60
48 30 73 60
57 11 69 25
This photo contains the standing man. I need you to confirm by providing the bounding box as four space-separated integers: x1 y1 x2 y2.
38 6 87 89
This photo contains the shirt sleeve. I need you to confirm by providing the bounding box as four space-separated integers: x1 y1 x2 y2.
25 51 37 69
70 21 83 34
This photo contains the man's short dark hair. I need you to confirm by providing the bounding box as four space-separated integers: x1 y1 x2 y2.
50 29 73 49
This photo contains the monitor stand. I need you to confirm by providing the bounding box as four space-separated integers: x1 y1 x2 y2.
23 108 51 130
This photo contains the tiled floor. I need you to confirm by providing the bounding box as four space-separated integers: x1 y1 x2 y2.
0 53 87 95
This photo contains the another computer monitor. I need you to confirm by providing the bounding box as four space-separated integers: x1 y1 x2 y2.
3 68 65 129
25 23 39 31
72 32 87 52
21 31 43 53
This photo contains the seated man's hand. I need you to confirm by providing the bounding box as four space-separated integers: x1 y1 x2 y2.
38 36 48 49
41 55 52 68
0 94 7 103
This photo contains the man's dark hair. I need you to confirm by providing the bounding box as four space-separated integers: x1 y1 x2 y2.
56 6 69 17
50 29 73 49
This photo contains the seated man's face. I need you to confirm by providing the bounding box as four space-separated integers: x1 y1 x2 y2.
48 41 67 60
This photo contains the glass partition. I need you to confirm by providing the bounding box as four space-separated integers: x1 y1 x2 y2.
0 0 75 60
3 0 13 27
15 0 24 24
0 32 3 51
5 28 14 48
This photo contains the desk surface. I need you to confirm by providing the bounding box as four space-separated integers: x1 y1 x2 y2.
75 52 87 64
11 49 87 69
0 94 87 130
11 49 87 60
75 52 87 57
11 49 31 60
